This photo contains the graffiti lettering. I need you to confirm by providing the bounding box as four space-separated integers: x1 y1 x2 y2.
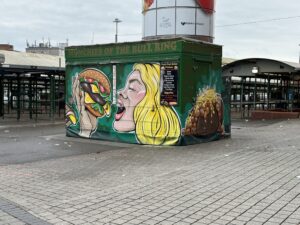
66 41 178 59
132 43 153 54
154 41 177 52
116 45 130 55
103 48 113 55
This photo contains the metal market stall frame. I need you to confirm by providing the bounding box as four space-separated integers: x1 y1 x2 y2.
0 50 65 120
222 58 300 119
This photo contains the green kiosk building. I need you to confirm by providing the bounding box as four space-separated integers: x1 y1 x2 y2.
65 38 230 145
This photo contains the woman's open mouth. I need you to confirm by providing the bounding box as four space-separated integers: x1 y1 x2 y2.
115 104 126 121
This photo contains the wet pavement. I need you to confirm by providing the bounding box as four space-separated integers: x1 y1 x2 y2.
0 119 299 225
0 121 133 165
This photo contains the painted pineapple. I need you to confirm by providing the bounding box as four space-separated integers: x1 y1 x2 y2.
183 88 223 136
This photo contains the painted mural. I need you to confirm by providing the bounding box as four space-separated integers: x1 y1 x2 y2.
65 105 77 127
68 69 112 138
66 63 225 145
113 63 181 145
65 39 229 146
183 88 224 137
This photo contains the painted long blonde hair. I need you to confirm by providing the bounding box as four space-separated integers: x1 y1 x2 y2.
133 64 181 145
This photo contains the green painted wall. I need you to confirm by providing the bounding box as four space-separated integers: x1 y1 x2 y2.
65 38 230 145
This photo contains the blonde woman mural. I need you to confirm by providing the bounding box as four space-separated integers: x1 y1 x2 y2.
113 63 181 145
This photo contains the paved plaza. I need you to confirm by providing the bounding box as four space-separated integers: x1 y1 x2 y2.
0 119 299 225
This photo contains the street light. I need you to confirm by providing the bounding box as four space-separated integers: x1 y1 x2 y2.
252 66 259 74
298 44 300 63
113 18 122 43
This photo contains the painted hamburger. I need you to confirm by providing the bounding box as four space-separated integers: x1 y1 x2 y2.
78 69 111 118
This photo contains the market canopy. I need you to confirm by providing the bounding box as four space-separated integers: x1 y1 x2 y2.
222 58 300 79
0 50 65 75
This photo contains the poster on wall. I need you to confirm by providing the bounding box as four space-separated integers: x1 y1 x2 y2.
160 62 178 106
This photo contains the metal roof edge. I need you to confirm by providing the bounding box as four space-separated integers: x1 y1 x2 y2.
222 58 300 71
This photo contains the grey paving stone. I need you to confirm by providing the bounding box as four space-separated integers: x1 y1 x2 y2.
245 221 264 225
1 120 300 225
143 219 161 225
236 216 252 222
157 221 175 225
229 220 247 225
284 218 300 224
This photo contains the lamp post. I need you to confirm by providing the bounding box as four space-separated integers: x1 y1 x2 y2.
299 44 300 63
113 18 122 43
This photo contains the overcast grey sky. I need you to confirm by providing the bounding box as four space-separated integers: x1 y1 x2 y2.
1 0 300 62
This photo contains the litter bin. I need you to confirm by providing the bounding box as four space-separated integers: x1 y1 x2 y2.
65 37 230 145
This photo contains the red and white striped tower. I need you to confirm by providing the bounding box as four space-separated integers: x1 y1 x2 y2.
142 0 215 43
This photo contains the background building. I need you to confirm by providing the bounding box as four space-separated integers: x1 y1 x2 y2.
26 41 68 56
0 44 14 51
222 58 300 119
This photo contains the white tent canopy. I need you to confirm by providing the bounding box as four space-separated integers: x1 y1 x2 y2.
0 50 65 73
